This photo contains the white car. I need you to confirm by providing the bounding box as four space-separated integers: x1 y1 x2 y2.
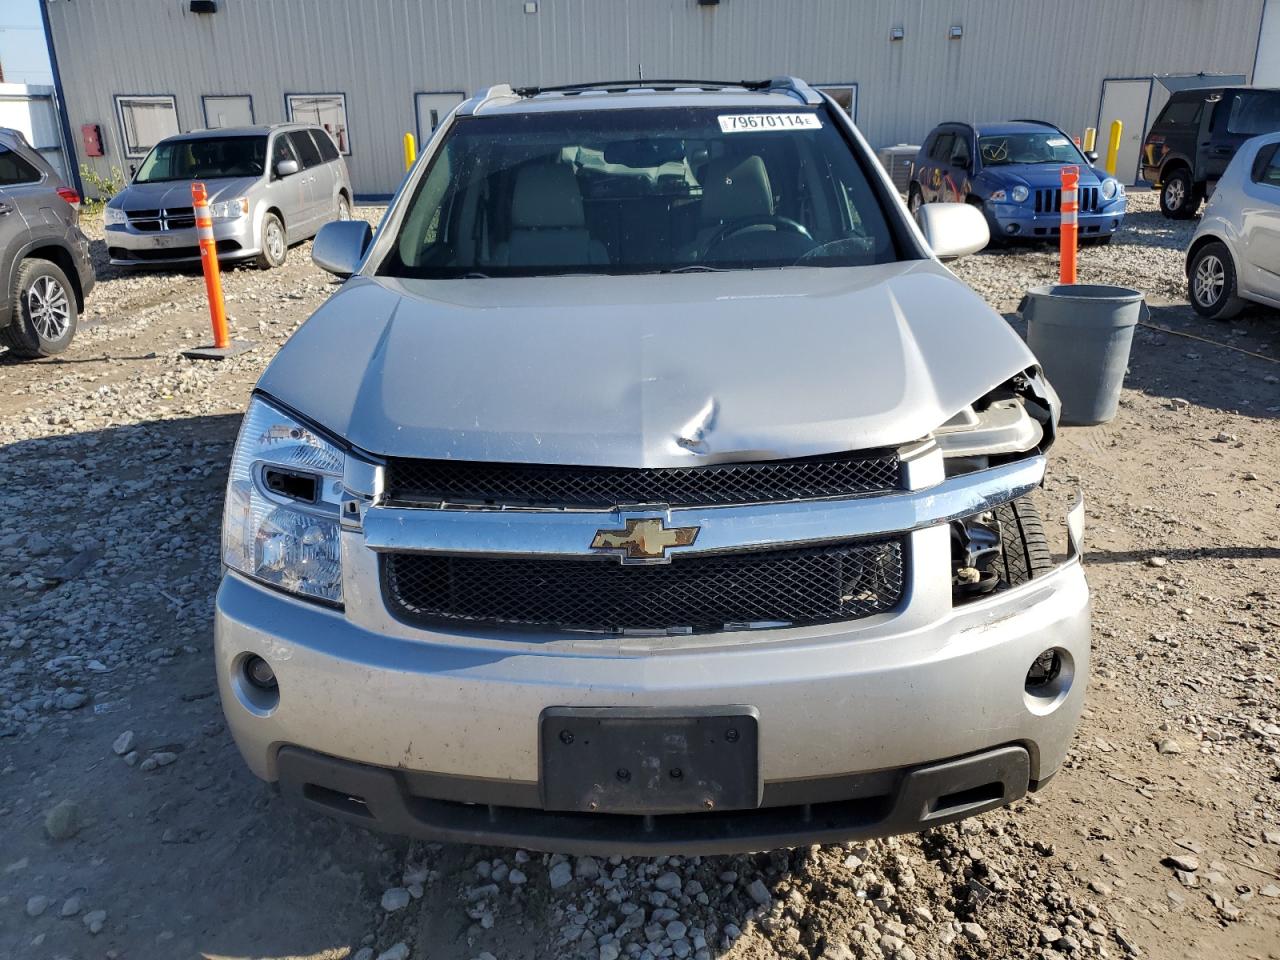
1187 130 1280 319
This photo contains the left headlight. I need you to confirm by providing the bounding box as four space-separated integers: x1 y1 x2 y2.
1010 184 1030 203
209 197 249 220
103 205 128 226
1101 179 1118 200
222 396 346 604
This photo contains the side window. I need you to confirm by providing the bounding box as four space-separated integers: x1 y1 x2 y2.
929 133 954 162
288 130 323 169
950 136 971 170
1227 91 1280 137
1253 144 1280 186
310 128 340 163
0 145 42 186
1157 98 1203 129
271 134 297 171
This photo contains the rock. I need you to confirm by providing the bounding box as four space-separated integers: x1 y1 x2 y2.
376 945 410 960
1165 853 1200 872
1039 925 1063 945
747 878 772 906
61 895 82 917
1156 738 1182 755
1258 884 1280 898
1059 934 1081 952
961 922 986 942
83 909 107 934
1114 929 1142 955
666 920 688 941
56 691 88 710
575 856 600 880
508 868 527 885
381 888 411 912
354 950 374 960
44 799 80 840
153 751 178 767
549 860 573 889
1089 878 1113 896
654 871 682 893
1262 830 1280 846
1146 556 1167 568
600 943 621 960
112 730 135 755
26 895 50 917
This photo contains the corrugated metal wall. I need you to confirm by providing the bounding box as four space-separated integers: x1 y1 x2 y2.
47 0 1264 197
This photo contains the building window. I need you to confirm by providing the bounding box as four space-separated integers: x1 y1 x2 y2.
817 84 858 120
203 95 254 129
286 93 349 154
115 95 179 158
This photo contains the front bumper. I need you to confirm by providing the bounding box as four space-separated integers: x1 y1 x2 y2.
985 201 1126 240
105 217 259 266
215 517 1090 852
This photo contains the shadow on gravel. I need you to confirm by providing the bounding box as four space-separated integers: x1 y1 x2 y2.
1086 545 1280 565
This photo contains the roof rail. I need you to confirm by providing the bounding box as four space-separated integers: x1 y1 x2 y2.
458 84 519 116
503 76 824 105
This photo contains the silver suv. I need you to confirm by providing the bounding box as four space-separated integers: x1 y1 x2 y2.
104 123 352 269
0 127 95 359
215 79 1089 855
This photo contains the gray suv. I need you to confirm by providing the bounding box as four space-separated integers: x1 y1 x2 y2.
0 128 95 359
215 78 1089 855
104 123 352 269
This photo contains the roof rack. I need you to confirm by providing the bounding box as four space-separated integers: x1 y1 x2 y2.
505 76 824 106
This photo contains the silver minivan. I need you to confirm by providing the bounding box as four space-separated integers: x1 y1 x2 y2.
103 123 352 269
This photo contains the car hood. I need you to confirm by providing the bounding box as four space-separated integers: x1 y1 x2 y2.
112 176 259 210
978 163 1105 189
257 262 1037 467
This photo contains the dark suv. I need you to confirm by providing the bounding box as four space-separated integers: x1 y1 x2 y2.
1142 86 1280 218
0 128 95 358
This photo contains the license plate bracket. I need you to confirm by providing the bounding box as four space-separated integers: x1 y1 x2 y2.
540 707 759 814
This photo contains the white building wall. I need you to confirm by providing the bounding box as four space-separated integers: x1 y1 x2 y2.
46 0 1266 197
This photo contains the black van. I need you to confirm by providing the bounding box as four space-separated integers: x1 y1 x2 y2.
1141 86 1280 218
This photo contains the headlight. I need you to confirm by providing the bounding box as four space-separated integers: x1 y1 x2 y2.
103 205 128 226
988 190 1006 202
222 396 346 604
209 197 249 220
1011 185 1030 203
1101 179 1118 200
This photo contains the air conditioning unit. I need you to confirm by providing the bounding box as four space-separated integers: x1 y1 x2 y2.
877 144 919 194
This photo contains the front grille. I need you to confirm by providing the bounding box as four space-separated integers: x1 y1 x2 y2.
384 451 903 509
383 538 905 633
1033 186 1099 214
127 206 196 232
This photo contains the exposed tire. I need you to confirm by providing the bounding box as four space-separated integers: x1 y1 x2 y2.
994 496 1053 588
1159 167 1199 219
907 184 923 216
1188 241 1245 320
0 258 78 359
256 212 287 269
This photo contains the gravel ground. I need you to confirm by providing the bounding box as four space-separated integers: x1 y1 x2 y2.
1 194 1278 960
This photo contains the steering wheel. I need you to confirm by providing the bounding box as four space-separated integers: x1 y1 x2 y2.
701 214 814 257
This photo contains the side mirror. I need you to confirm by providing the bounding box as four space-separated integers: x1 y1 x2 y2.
275 158 300 178
915 202 989 260
1085 150 1100 165
128 163 137 178
312 219 372 277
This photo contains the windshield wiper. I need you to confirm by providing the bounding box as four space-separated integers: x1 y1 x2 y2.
659 264 731 273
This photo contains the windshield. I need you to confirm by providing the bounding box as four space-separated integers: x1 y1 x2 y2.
379 106 898 278
978 132 1083 166
135 136 267 183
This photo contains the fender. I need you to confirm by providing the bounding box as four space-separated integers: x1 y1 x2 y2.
0 230 85 331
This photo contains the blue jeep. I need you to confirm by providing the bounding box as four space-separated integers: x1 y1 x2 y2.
910 120 1126 244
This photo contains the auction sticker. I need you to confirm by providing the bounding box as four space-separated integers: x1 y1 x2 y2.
718 113 821 133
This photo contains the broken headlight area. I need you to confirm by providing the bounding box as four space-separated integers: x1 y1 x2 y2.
949 495 1052 605
934 367 1058 477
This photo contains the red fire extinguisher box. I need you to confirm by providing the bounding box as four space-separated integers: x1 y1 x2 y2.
80 124 104 157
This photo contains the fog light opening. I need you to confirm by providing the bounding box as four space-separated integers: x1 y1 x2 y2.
1005 223 1020 235
244 654 278 690
1025 649 1061 691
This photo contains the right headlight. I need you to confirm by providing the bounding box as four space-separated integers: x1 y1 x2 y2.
1101 178 1118 200
103 205 128 226
222 396 346 604
1010 184 1030 203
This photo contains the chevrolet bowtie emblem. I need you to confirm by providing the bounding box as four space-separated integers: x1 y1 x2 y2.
591 518 699 562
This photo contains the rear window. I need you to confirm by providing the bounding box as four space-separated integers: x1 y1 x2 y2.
0 144 42 186
379 105 899 278
1227 91 1280 136
1156 98 1203 128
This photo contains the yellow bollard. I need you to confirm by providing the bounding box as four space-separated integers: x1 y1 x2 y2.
403 132 417 171
1104 120 1122 177
1083 127 1097 153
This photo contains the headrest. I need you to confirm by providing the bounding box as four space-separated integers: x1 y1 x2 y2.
512 163 586 228
700 155 773 221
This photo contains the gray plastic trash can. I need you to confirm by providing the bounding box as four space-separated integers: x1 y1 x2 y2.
1021 284 1146 426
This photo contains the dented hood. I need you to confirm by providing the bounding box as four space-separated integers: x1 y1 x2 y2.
257 262 1036 467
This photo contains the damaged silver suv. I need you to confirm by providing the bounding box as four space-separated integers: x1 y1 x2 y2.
215 78 1089 855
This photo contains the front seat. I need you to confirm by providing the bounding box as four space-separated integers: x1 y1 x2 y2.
494 163 609 267
689 155 774 254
